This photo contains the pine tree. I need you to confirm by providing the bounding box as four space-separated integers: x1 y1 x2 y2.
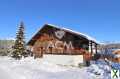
12 22 27 59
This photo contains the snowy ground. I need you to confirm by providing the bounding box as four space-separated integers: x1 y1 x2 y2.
0 56 118 79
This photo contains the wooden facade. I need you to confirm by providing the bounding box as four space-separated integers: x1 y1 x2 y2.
27 24 98 58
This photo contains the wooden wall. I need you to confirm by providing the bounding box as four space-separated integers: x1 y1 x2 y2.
29 25 92 58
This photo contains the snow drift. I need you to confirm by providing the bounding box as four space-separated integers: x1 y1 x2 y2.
0 56 119 79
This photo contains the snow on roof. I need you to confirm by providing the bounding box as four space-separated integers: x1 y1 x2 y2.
47 24 99 44
62 27 99 43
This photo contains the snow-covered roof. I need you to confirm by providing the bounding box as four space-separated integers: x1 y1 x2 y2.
47 24 99 44
27 24 99 45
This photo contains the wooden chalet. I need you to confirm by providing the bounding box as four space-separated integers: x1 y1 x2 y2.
27 24 99 58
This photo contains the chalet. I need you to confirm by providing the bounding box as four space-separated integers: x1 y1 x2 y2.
27 24 99 66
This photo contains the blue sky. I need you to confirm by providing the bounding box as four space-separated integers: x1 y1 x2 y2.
0 0 120 42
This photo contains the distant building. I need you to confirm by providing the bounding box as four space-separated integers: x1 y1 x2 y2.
112 49 120 63
98 43 120 63
27 24 99 66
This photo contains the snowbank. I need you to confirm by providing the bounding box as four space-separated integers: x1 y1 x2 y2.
0 56 88 79
0 56 119 79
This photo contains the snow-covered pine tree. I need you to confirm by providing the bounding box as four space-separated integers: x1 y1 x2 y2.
12 22 27 59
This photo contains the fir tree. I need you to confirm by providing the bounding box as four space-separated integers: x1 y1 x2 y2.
12 22 27 59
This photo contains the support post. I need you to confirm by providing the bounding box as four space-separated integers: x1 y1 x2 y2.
90 41 93 55
95 44 97 54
